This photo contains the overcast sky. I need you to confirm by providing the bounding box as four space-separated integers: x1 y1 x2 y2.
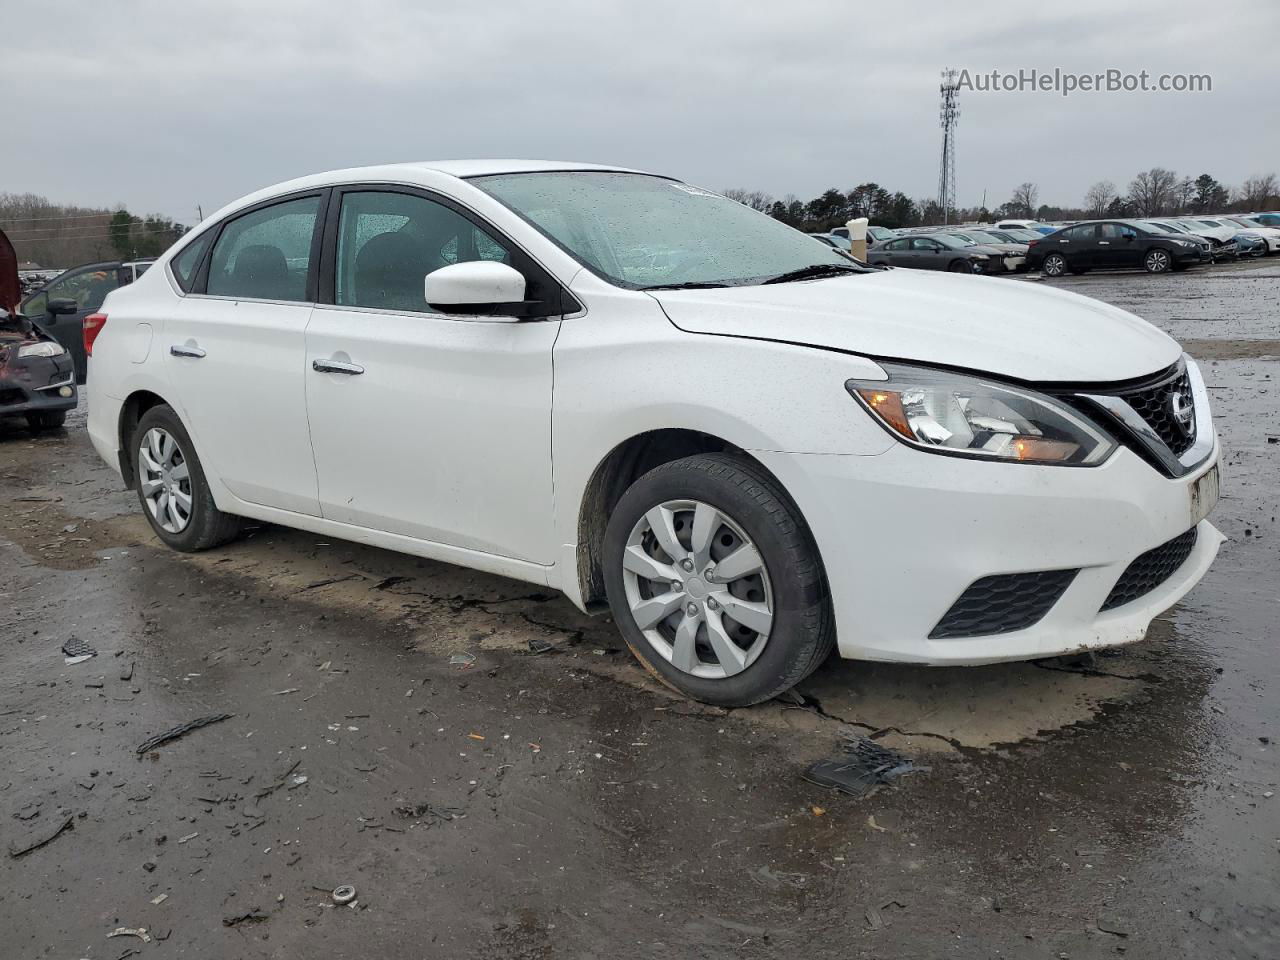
6 0 1277 224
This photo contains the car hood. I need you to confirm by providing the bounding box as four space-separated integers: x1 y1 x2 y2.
651 269 1182 383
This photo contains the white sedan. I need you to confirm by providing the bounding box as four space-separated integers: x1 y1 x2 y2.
85 161 1222 706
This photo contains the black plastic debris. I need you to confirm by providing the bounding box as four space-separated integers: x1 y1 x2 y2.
136 714 234 754
62 637 97 665
802 736 922 798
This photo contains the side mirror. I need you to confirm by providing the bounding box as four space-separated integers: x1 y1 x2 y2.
47 298 79 316
424 261 527 316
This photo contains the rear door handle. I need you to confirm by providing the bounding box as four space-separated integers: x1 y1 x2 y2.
170 345 206 358
312 359 364 376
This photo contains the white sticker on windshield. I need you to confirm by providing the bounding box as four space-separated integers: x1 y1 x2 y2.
672 183 722 198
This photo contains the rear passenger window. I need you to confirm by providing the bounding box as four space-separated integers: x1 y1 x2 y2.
170 232 213 292
207 197 320 301
335 191 512 312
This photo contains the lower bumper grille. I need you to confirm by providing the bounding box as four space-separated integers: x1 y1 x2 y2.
1100 527 1199 612
930 569 1079 639
0 387 27 406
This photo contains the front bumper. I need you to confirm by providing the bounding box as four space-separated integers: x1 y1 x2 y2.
755 439 1222 665
0 355 78 418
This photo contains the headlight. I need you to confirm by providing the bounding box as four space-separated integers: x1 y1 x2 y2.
17 341 66 359
846 363 1116 466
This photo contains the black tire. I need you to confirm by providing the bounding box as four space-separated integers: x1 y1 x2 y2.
602 453 835 707
26 410 67 431
1041 253 1067 277
947 258 972 273
131 404 242 552
1144 248 1173 273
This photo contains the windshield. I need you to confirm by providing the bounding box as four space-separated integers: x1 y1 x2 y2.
961 231 1005 244
932 235 967 249
473 171 857 289
1003 229 1041 241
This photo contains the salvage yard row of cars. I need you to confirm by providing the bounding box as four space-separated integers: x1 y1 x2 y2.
26 158 1222 708
811 211 1280 276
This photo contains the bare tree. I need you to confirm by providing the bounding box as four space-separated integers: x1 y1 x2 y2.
720 188 775 213
1239 173 1278 210
1127 168 1180 216
1083 181 1117 218
1009 182 1039 218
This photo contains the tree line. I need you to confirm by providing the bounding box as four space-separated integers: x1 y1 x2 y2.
725 169 1279 233
0 192 187 269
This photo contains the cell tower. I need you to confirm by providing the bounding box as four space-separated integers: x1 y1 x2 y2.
938 69 960 225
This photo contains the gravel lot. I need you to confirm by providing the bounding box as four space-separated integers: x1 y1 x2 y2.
2 257 1277 959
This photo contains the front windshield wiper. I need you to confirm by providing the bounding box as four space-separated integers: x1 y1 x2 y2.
643 281 730 290
762 263 865 284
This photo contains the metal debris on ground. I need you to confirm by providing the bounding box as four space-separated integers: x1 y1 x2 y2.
802 735 923 798
107 927 151 942
391 800 465 823
222 908 269 927
135 714 233 754
448 652 476 668
62 637 97 665
331 884 357 905
8 814 74 858
527 637 555 654
864 899 907 930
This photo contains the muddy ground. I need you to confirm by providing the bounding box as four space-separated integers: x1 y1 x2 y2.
1 258 1277 959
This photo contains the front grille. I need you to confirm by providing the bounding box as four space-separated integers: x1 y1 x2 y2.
1117 369 1196 456
930 569 1078 639
0 388 26 406
1100 527 1199 612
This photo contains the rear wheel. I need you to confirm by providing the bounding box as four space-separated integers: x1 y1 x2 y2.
132 404 242 552
1144 248 1173 273
1041 253 1067 277
603 454 835 707
26 410 67 431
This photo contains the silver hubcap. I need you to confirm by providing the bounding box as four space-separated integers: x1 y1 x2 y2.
1045 256 1064 275
138 427 193 534
621 499 773 680
1149 251 1169 271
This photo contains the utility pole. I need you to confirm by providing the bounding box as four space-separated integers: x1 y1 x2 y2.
938 69 960 225
196 204 204 223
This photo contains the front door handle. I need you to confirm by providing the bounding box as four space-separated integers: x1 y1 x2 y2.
312 358 365 376
170 344 206 358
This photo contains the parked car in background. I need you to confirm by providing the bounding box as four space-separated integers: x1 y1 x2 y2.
810 232 852 251
20 259 154 383
868 233 997 272
1028 220 1209 276
1192 218 1268 257
986 227 1044 245
1248 213 1280 228
82 159 1223 706
830 225 898 243
932 230 1029 271
0 307 78 430
1140 221 1219 259
993 218 1038 231
1217 216 1280 254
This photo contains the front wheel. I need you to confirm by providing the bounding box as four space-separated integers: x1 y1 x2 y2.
1144 248 1173 273
132 404 243 552
1041 253 1067 277
602 454 835 707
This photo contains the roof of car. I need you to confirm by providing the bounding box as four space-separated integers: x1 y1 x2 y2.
193 160 658 235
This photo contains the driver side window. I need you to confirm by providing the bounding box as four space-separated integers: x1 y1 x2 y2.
335 191 513 312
